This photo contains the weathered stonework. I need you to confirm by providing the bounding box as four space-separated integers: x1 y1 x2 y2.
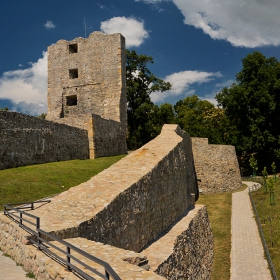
192 137 242 193
0 125 214 279
31 124 199 252
46 32 127 158
0 111 89 170
143 205 214 280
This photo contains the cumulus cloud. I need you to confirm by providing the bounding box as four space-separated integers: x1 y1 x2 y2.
138 0 280 47
151 70 222 103
0 52 48 115
44 20 55 29
100 16 149 47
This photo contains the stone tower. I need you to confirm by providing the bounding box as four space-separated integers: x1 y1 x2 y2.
46 32 127 158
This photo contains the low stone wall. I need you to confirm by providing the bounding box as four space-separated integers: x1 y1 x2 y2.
0 111 89 170
144 205 214 280
192 137 242 193
46 113 127 159
31 125 198 253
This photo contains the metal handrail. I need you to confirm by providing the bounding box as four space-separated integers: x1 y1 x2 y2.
3 202 121 280
249 191 278 280
4 199 51 210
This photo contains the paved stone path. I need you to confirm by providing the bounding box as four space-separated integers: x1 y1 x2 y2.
231 181 272 280
0 250 29 280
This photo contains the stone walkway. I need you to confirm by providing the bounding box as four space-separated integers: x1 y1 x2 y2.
0 250 29 280
231 181 272 280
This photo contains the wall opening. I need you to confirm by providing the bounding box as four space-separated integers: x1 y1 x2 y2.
69 69 78 79
66 95 78 106
69 44 78 53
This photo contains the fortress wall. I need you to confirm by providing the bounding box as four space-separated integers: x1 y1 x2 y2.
0 111 89 170
143 205 214 280
31 125 198 253
47 113 127 158
91 114 127 158
192 137 242 193
78 124 198 252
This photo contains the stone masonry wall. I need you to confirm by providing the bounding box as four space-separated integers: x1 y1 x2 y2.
192 137 242 193
0 214 165 279
151 205 214 280
0 111 89 170
46 32 127 158
31 124 199 253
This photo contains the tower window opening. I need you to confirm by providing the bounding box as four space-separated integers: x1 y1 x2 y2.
69 69 78 79
69 44 78 53
66 95 77 106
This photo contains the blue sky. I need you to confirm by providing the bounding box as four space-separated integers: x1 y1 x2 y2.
1 0 280 115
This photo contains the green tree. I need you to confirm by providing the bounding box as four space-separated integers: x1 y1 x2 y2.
268 177 276 205
174 95 232 144
249 155 258 180
38 113 47 119
262 166 268 193
126 50 172 149
216 51 280 168
0 106 9 111
271 162 277 182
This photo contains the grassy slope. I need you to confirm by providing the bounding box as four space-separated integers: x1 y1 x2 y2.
0 155 125 210
251 178 280 276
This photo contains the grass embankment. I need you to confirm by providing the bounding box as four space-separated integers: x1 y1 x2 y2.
0 155 125 211
197 185 247 280
251 178 280 276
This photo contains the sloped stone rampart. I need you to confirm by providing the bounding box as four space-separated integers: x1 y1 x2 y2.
31 124 198 253
143 205 214 280
192 138 242 193
0 111 89 170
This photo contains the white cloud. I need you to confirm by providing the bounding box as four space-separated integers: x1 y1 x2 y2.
97 2 106 9
44 20 55 29
139 0 280 47
0 52 48 115
100 16 149 47
151 70 222 103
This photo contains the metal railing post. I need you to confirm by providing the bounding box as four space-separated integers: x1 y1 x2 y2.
67 246 71 271
105 270 110 279
36 217 42 250
20 213 23 227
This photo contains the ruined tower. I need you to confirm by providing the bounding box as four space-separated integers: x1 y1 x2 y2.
46 32 127 158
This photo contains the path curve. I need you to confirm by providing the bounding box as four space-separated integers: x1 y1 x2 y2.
231 181 272 280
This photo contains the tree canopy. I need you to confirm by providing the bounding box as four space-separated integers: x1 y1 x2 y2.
174 95 232 144
216 51 280 168
126 50 172 149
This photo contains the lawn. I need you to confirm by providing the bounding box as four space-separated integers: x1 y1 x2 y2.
197 185 247 280
0 155 125 210
250 177 280 277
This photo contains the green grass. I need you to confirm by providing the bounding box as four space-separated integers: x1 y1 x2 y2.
251 178 280 277
197 185 247 280
0 155 125 211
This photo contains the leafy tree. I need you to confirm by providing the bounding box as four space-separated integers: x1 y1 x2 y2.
262 166 268 193
268 177 276 205
249 154 258 180
126 50 172 149
216 51 280 168
0 106 9 111
38 113 47 119
271 162 277 182
174 95 232 144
